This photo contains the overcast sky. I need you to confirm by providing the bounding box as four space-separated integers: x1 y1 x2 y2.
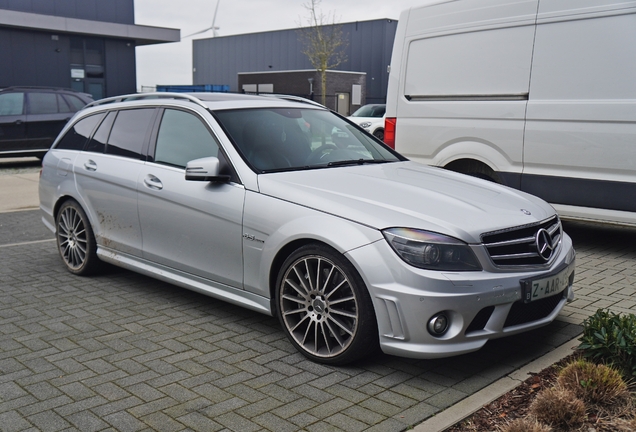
133 0 419 90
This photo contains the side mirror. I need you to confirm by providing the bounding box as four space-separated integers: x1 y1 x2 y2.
185 157 231 182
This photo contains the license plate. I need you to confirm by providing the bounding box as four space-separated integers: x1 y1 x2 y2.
522 265 572 303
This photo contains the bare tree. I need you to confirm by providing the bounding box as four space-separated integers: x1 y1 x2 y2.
297 0 347 107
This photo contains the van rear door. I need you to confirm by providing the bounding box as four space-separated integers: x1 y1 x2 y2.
522 1 636 217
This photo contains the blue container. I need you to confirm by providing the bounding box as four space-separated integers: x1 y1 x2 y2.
156 84 230 93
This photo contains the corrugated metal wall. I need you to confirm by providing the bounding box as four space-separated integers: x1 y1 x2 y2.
193 19 397 104
0 0 135 24
0 0 137 95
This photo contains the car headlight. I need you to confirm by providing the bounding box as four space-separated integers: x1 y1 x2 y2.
383 228 482 271
360 122 372 128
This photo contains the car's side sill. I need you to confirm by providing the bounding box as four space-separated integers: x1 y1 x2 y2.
97 247 273 316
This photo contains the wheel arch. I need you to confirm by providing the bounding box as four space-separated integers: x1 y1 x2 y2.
53 195 76 220
272 240 380 364
444 158 502 183
425 138 520 178
268 238 319 311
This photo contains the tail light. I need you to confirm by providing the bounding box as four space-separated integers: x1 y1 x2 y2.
384 117 396 149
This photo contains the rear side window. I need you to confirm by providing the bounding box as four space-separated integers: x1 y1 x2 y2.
27 92 59 114
63 94 88 112
57 95 73 113
154 109 219 168
0 92 24 116
55 113 105 150
86 111 116 154
106 109 155 160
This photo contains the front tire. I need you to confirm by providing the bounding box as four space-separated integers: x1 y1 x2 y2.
275 244 378 364
56 200 100 275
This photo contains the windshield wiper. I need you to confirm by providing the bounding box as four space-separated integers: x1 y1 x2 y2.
327 159 391 167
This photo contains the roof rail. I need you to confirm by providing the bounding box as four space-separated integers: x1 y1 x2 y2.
1 86 81 92
85 92 208 110
259 93 325 108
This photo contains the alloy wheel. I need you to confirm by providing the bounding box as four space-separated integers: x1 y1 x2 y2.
279 255 359 359
57 205 89 271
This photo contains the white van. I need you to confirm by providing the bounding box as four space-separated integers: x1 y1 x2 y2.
385 0 636 226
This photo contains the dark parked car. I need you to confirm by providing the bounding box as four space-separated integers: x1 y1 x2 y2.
0 86 93 158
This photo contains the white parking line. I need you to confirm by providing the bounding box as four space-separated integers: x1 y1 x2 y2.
0 238 56 248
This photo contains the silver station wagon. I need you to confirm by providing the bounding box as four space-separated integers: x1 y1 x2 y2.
39 93 576 365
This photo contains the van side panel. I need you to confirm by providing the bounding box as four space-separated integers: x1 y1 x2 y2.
404 27 534 98
391 0 538 176
394 103 528 180
523 6 636 213
402 0 539 37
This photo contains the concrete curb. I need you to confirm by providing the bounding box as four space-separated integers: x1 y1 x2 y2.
413 334 582 432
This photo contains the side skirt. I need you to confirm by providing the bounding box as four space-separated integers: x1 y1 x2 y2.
97 247 273 316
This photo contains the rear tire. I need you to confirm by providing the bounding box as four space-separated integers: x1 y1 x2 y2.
275 244 378 365
445 160 500 183
55 200 100 275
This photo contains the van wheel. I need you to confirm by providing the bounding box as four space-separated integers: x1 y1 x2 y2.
275 244 378 365
445 160 500 183
56 200 100 275
373 129 384 141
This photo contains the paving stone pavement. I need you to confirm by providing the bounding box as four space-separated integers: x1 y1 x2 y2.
3 210 635 432
559 220 636 324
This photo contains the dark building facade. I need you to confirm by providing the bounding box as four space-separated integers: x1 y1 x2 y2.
0 0 178 99
193 19 397 106
238 70 366 116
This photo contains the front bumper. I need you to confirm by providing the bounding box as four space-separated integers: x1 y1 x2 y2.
346 233 576 359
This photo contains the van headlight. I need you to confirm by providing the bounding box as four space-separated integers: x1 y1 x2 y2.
383 228 482 271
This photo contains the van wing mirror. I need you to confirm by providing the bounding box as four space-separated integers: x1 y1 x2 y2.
185 157 231 182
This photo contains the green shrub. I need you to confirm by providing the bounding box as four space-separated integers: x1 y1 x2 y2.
578 309 636 378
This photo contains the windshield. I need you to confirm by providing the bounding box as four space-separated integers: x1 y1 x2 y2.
214 107 401 173
350 104 385 118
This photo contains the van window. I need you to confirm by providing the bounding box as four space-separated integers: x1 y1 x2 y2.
55 113 105 150
404 27 535 98
0 92 24 116
106 109 155 159
154 109 219 168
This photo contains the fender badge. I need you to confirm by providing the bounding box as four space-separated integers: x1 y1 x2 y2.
521 209 532 215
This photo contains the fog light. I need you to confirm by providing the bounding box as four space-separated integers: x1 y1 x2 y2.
428 313 449 336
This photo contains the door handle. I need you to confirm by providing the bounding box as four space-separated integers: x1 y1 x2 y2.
83 160 97 171
144 175 163 190
14 120 23 125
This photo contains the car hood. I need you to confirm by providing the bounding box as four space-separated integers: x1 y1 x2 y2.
257 161 555 243
348 116 383 126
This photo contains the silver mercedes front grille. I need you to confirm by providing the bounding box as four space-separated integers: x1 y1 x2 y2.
481 216 562 267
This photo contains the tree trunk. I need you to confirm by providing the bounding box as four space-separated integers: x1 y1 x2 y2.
320 69 327 107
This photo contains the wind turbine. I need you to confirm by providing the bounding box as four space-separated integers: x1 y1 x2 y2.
182 0 221 39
